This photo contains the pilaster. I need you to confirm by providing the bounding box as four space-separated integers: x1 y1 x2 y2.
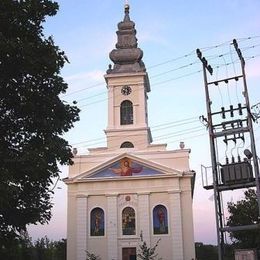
76 195 88 260
169 191 184 260
138 193 150 246
107 195 118 260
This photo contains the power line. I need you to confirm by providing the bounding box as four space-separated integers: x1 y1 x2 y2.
61 37 260 99
67 49 260 110
70 116 199 147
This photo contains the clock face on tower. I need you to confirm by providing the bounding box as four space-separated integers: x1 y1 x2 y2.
121 85 132 95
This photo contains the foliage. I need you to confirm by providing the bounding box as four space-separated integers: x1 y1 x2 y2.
195 242 234 260
137 232 162 260
227 189 260 249
0 232 66 260
0 0 79 249
195 242 218 260
86 250 101 260
32 236 66 260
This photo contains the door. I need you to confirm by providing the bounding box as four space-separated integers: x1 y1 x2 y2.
122 247 136 260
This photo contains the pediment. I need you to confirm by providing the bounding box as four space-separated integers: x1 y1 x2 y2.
74 153 182 181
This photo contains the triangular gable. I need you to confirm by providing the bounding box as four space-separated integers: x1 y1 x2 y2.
74 153 182 180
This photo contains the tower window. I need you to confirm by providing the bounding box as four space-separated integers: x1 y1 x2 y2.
120 141 134 148
120 100 133 125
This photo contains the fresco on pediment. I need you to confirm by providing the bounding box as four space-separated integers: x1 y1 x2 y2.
87 157 163 178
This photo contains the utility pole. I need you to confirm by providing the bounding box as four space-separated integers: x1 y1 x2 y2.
197 39 260 260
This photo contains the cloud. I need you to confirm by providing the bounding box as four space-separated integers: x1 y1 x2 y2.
246 58 260 78
65 70 104 83
63 70 105 99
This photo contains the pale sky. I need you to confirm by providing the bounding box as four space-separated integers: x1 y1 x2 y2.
27 0 260 245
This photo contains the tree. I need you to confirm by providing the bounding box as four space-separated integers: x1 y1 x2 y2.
0 0 79 251
227 189 260 249
195 242 234 260
137 232 162 260
86 251 101 260
195 242 218 260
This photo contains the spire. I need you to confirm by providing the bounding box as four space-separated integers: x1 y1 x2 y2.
107 4 146 74
124 3 130 22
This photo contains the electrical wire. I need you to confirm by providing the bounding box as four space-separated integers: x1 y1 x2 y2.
68 52 259 110
70 117 201 147
60 37 260 99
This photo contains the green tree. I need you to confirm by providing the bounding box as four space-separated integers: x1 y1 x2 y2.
137 232 162 260
195 242 218 260
0 0 79 252
86 250 101 260
227 189 260 249
32 237 66 260
195 242 234 260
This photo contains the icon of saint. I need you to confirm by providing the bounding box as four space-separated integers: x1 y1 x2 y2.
109 158 142 176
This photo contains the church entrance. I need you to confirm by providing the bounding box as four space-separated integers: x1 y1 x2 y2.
122 247 136 260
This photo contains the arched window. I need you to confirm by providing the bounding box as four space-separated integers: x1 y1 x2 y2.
122 207 136 235
90 207 105 236
120 141 134 148
120 100 133 125
153 205 168 234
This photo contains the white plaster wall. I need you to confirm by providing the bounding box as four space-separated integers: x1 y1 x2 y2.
66 192 77 260
76 196 87 260
107 195 118 260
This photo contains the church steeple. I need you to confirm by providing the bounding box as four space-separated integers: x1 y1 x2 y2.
104 4 152 150
107 4 146 74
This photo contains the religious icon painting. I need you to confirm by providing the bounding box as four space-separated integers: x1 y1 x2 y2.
122 207 136 235
90 207 105 236
153 205 168 235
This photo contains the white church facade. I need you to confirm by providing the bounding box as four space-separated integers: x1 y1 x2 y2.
65 4 196 260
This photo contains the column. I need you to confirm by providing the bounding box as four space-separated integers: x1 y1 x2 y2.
138 193 150 246
76 195 88 260
107 195 118 260
169 191 184 260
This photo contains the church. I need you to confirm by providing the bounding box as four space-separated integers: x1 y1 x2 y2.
65 4 195 260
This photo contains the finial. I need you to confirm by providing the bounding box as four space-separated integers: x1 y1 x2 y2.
179 142 185 149
72 147 78 156
124 0 129 13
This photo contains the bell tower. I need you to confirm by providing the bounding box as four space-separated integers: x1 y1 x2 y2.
104 4 152 150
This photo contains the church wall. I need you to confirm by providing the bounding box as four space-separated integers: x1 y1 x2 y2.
105 128 151 150
180 178 196 260
87 195 107 259
105 73 147 130
150 192 172 258
67 175 195 260
66 190 78 260
69 149 191 179
136 150 191 171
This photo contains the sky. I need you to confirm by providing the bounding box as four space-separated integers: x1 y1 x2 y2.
27 0 260 245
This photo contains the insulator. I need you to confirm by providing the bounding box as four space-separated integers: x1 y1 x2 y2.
196 49 202 58
231 156 235 163
238 103 242 115
221 107 226 119
226 157 229 164
238 155 241 162
230 105 234 117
